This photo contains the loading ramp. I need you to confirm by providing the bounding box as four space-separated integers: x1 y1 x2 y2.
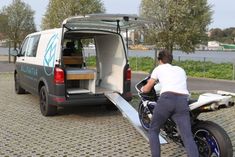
105 92 167 144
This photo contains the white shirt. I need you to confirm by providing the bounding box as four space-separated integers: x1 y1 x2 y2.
151 63 189 95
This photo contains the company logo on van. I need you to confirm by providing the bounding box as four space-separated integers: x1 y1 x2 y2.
43 33 59 76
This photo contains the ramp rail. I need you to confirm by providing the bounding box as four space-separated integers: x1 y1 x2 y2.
105 92 167 144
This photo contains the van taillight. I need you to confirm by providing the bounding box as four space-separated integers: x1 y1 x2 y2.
126 68 131 81
54 67 64 84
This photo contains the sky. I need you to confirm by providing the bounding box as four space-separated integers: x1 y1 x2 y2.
0 0 235 30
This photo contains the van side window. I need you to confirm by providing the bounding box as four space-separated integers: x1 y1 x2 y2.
20 38 29 56
26 35 41 57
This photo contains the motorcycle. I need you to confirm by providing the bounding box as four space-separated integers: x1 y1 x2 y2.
135 76 234 157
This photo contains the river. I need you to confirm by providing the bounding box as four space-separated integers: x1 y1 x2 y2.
1 47 235 63
84 49 235 63
128 50 235 63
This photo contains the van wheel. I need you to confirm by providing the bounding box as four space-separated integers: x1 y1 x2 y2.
15 73 26 94
39 86 57 116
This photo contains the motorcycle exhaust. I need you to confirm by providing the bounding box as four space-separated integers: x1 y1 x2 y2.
228 101 234 107
198 103 219 112
198 100 234 112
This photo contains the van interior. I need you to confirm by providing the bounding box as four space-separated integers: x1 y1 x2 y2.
62 30 127 96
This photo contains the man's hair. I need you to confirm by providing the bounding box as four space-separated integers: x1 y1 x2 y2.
157 49 173 64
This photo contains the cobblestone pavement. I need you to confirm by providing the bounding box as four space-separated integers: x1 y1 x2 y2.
0 73 234 157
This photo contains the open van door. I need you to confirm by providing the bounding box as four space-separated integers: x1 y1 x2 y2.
61 14 149 102
62 14 148 33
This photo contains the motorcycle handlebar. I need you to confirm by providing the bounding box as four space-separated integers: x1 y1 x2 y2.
135 76 150 94
135 76 159 101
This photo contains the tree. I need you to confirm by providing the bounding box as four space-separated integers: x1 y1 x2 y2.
41 0 105 30
209 27 235 44
0 13 8 40
1 0 36 49
140 0 212 53
209 28 224 41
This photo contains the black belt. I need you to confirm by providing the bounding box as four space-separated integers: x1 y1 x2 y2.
163 91 188 96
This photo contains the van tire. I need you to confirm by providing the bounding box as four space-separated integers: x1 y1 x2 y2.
39 86 57 116
15 73 26 94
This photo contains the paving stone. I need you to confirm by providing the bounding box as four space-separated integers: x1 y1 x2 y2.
0 73 234 156
0 73 151 157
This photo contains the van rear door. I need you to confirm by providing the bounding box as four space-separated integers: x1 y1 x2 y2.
62 14 148 33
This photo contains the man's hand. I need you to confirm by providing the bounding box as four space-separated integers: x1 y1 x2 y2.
141 78 156 93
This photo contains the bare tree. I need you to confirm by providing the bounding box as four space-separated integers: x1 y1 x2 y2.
1 0 36 49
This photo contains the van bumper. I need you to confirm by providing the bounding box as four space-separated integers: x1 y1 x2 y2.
48 94 108 106
48 92 132 106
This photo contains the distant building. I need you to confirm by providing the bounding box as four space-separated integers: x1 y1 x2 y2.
207 41 223 50
207 41 235 51
0 40 8 47
0 33 8 47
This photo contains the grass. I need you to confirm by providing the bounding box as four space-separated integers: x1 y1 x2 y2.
130 57 234 80
174 60 233 80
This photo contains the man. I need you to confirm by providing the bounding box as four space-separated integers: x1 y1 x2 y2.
141 49 199 157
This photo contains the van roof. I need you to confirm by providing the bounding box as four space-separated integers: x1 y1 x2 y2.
26 28 62 37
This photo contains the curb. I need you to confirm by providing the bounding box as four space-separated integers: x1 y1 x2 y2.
187 76 235 83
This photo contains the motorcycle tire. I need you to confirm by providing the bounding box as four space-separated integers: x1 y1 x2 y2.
192 120 233 157
138 101 151 131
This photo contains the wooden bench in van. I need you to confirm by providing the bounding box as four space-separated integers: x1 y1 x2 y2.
63 56 84 68
66 68 95 80
66 67 96 94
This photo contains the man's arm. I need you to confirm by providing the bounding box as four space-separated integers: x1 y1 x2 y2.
141 78 156 93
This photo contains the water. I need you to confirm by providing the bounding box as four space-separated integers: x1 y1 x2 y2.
84 49 235 63
0 47 10 55
1 47 235 63
128 50 235 63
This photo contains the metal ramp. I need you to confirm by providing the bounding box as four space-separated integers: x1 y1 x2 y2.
105 92 167 144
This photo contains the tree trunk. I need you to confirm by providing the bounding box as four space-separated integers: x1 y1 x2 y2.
167 44 173 54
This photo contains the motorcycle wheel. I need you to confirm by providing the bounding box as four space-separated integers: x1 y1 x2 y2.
192 120 233 157
138 101 151 131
